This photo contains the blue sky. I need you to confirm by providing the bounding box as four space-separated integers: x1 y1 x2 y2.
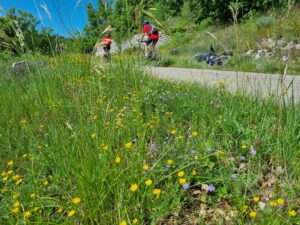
0 0 99 36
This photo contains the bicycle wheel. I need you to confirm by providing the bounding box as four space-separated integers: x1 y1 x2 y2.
212 55 231 66
191 53 208 62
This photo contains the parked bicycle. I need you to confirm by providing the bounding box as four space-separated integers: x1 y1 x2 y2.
191 45 232 66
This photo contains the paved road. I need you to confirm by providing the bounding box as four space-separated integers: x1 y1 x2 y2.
148 67 300 104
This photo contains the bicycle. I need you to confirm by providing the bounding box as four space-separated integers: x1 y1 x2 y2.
191 45 232 66
138 40 161 61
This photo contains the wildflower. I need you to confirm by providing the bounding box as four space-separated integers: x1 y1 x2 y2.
177 135 183 141
101 144 109 151
249 211 257 218
91 133 97 139
153 188 161 196
269 201 277 207
92 115 98 121
12 207 19 214
125 142 132 149
120 221 127 225
241 144 247 150
288 209 297 217
253 196 260 203
205 146 212 152
145 179 152 186
22 154 28 158
15 179 23 186
7 170 13 175
68 210 76 217
13 202 20 208
194 155 199 160
192 170 197 176
12 175 20 181
132 218 139 224
240 156 246 160
72 197 81 204
33 207 39 212
258 202 266 210
24 211 31 218
277 198 284 205
2 176 8 182
192 131 198 137
13 194 20 199
242 205 249 213
7 160 13 166
143 164 149 171
231 174 237 179
43 180 49 187
130 183 138 192
116 119 123 126
177 171 185 177
1 171 6 177
115 156 121 164
250 147 256 155
170 130 176 135
190 149 196 155
30 193 36 198
57 207 63 213
20 118 27 125
208 185 215 192
183 183 189 189
179 178 187 185
167 159 174 165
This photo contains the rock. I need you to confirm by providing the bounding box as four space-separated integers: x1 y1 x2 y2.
277 38 286 47
246 50 253 55
11 60 47 74
295 44 300 50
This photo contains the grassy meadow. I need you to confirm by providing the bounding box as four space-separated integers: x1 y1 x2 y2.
0 53 299 224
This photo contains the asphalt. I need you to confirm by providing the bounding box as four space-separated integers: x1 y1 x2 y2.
148 67 300 104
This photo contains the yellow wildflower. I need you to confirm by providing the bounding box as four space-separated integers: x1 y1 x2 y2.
1 171 6 177
91 133 97 139
177 171 185 177
132 218 139 224
33 207 39 212
101 144 109 151
249 211 257 218
253 196 260 203
115 156 121 164
20 118 27 125
192 170 197 176
153 188 161 196
24 211 31 218
68 210 76 217
179 178 187 185
12 175 20 181
22 154 28 158
242 205 249 213
7 170 13 175
241 144 247 150
57 208 63 213
288 209 297 217
116 119 123 126
12 207 19 214
277 198 284 205
130 183 138 192
72 197 81 204
170 130 176 135
43 180 49 187
167 159 174 165
145 179 152 187
120 221 127 225
269 201 277 207
30 193 36 198
7 160 13 166
2 176 8 182
92 115 98 121
177 135 183 141
143 164 149 171
15 179 23 186
13 194 20 199
192 131 198 137
125 142 132 149
13 202 20 208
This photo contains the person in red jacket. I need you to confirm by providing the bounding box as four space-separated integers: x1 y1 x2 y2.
140 20 159 57
102 32 112 52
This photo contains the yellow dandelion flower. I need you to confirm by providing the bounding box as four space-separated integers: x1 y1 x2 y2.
15 179 23 186
115 156 121 164
192 131 198 137
249 211 257 218
153 188 161 196
7 160 13 166
13 194 20 199
30 193 36 198
179 178 187 185
125 142 132 149
43 180 49 187
177 171 185 177
116 119 123 126
57 208 63 213
2 176 8 182
242 205 249 213
277 198 284 205
269 201 277 207
7 170 13 175
167 159 174 165
91 133 97 139
130 183 138 192
33 207 39 212
101 144 109 151
1 171 6 177
170 130 176 135
20 118 27 125
92 115 98 121
12 207 19 214
72 197 81 204
241 144 247 150
108 109 114 113
120 220 127 225
288 209 297 217
68 210 76 217
132 218 138 224
13 202 20 208
177 135 183 141
194 155 199 160
145 179 152 187
143 164 149 171
253 196 260 203
23 211 31 218
192 170 197 176
39 124 44 129
12 175 20 181
22 154 28 158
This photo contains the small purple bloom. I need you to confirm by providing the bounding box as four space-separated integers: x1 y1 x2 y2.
165 164 171 169
240 156 246 160
231 174 237 179
190 149 196 155
205 146 212 152
183 183 189 189
250 147 256 155
208 185 215 192
282 55 289 62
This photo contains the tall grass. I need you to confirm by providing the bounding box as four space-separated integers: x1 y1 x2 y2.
0 54 299 224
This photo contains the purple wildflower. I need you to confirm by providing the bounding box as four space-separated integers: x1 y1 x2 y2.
190 149 196 155
282 55 289 62
250 147 256 155
208 185 215 192
165 164 171 169
205 146 212 152
183 183 189 190
231 174 237 179
240 156 246 160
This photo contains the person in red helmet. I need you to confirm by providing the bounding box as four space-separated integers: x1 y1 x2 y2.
140 20 159 57
102 32 112 52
